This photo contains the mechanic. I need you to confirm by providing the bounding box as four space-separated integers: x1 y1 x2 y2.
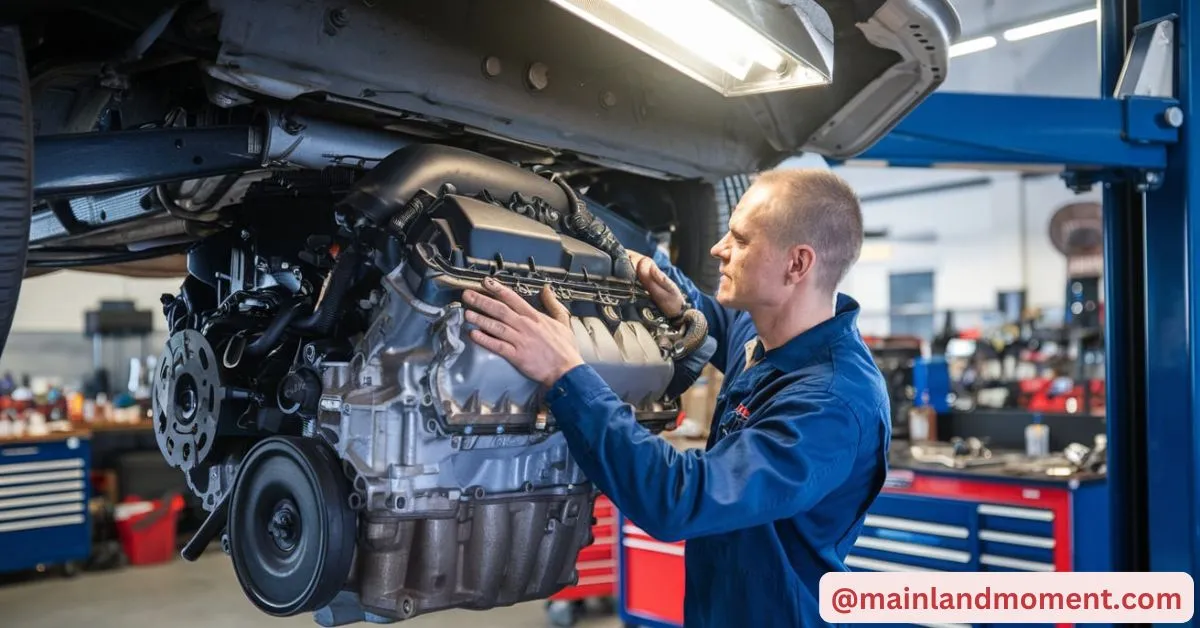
461 169 891 628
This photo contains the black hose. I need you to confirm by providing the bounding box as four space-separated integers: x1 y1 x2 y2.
290 248 360 335
549 174 636 281
244 301 305 358
387 190 435 237
338 144 569 225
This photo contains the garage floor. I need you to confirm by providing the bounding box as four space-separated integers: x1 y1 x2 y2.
0 552 623 628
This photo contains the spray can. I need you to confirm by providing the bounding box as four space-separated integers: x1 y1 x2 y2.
1025 413 1050 457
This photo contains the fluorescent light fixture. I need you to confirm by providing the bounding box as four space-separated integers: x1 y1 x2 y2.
546 0 831 96
948 36 997 58
1002 8 1099 41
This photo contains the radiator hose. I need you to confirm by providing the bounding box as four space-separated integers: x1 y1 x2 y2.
290 248 361 335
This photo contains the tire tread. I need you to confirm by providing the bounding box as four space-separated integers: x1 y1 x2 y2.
0 25 32 358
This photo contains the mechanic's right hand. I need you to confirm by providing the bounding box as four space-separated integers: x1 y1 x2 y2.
627 250 685 319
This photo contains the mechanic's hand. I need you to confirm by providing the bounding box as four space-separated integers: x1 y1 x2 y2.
627 250 685 319
463 277 585 387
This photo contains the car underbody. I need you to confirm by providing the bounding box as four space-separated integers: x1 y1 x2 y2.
0 0 958 623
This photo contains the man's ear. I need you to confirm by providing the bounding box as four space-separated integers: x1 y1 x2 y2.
786 245 816 285
782 246 811 284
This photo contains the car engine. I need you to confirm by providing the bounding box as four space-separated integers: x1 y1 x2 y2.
150 143 708 624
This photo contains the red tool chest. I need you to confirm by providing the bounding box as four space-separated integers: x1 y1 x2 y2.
546 494 618 626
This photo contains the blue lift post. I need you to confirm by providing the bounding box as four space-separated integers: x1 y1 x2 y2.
855 0 1196 594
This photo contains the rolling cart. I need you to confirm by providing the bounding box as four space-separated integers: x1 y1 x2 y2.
0 430 92 577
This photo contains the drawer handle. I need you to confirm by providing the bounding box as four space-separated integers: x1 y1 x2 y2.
853 536 971 563
623 537 685 557
977 504 1054 521
1 447 39 457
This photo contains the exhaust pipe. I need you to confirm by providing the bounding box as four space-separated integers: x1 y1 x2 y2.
256 109 414 170
32 110 416 199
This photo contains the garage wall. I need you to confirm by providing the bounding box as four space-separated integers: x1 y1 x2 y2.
820 3 1105 337
0 271 182 388
836 169 1099 337
11 271 183 333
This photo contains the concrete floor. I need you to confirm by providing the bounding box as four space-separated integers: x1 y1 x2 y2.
0 552 624 628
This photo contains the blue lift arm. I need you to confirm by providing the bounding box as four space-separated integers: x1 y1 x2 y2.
855 92 1178 174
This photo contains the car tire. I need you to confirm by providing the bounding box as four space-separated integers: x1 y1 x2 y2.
667 175 751 295
0 25 31 359
585 174 736 295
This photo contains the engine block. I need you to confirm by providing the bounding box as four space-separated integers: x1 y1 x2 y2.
316 194 680 620
151 144 707 625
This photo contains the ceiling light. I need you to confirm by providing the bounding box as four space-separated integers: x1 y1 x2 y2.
1002 8 1099 42
546 0 832 96
949 36 997 58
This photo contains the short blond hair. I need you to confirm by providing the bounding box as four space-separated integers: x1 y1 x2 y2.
752 169 863 292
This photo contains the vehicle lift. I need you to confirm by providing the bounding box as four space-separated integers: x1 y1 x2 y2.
851 0 1194 601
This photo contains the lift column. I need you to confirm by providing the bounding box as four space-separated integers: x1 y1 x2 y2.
852 0 1196 592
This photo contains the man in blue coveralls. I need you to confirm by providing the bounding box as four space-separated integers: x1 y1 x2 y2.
461 169 890 627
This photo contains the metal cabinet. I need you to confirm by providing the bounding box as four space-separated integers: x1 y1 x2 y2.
846 469 1111 628
0 433 91 575
617 468 1111 628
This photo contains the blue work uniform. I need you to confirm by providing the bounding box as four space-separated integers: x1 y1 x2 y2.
546 248 891 627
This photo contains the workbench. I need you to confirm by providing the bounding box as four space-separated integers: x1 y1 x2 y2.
616 444 1110 628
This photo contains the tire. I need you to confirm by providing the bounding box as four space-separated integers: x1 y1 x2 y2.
666 177 741 296
585 173 737 295
0 26 31 359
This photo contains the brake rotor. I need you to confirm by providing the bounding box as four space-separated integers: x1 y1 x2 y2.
153 329 224 472
227 437 356 617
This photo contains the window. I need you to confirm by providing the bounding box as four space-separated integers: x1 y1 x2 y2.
889 271 935 340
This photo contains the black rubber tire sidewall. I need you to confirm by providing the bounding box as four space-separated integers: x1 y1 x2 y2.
668 175 750 295
0 26 31 359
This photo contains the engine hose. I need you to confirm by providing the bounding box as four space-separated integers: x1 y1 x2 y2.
338 144 569 225
670 308 710 360
387 190 435 237
548 174 636 281
244 301 305 358
290 248 361 335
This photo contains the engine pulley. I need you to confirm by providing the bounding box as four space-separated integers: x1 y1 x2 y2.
153 329 225 472
227 437 357 616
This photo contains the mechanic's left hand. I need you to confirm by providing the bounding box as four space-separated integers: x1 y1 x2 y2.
462 277 585 387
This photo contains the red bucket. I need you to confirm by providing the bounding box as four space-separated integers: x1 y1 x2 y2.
114 494 185 566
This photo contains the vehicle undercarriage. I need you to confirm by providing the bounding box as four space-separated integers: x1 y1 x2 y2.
0 0 958 623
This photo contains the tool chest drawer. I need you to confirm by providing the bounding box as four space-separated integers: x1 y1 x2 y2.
0 435 92 575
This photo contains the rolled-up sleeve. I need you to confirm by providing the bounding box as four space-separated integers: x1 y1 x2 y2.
546 364 861 542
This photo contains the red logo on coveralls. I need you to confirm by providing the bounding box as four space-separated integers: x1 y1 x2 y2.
735 404 750 419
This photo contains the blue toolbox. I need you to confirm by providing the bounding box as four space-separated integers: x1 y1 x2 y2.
0 431 92 575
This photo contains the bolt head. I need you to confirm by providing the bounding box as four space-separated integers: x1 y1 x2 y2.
483 56 502 77
1164 106 1185 128
526 62 550 91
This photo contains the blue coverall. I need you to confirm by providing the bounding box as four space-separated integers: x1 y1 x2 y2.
545 249 892 627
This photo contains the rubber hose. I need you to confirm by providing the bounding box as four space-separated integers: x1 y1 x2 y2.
244 301 305 358
388 191 432 237
551 175 636 281
672 308 710 359
338 144 569 225
290 249 360 335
